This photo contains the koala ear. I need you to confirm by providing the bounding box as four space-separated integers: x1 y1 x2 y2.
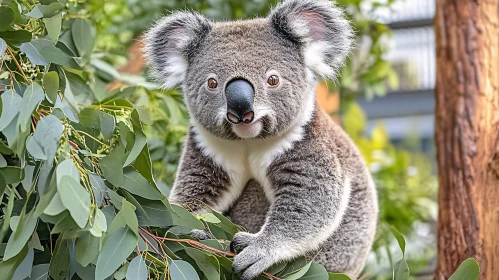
269 0 354 79
144 12 212 88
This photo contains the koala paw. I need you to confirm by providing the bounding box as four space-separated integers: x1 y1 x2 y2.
231 232 275 280
187 229 213 240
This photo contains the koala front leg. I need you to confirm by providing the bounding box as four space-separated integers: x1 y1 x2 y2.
231 169 350 280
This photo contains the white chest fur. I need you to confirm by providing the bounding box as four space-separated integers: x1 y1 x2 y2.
191 121 306 212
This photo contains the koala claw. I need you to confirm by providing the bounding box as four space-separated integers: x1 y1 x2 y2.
232 232 274 280
230 232 255 253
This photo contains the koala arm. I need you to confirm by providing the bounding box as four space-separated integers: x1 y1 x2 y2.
168 131 232 214
232 152 350 279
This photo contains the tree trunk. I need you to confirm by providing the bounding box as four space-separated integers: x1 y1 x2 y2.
434 0 499 279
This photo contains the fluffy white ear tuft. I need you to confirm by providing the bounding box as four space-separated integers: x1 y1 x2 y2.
143 11 211 88
269 0 354 79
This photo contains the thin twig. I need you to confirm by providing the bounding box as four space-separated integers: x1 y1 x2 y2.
6 47 28 81
138 227 282 280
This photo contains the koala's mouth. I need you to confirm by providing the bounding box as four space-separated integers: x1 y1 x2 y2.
231 119 263 139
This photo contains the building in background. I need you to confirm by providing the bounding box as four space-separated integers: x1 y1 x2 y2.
358 0 435 153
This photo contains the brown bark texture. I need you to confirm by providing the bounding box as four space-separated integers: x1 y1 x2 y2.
434 0 499 279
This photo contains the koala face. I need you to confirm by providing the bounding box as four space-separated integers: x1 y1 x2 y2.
144 0 353 140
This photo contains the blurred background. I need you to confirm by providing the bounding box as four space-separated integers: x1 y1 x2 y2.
59 0 439 278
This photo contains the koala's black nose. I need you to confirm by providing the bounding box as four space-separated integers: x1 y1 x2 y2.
225 79 254 124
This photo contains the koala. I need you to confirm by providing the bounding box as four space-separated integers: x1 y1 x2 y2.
144 0 378 279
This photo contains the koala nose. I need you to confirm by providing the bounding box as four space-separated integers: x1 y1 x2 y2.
225 79 254 124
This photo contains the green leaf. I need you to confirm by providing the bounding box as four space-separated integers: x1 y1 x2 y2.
0 38 6 55
0 187 15 242
43 71 59 104
25 3 64 19
0 244 28 280
449 258 480 280
184 247 220 280
75 231 100 267
49 236 70 280
121 167 164 200
124 110 147 166
393 259 409 280
28 263 49 280
38 45 80 69
328 273 351 280
95 227 137 280
0 90 22 131
101 155 124 187
79 108 100 129
390 226 406 256
0 30 31 45
170 204 204 230
43 13 61 43
0 167 24 184
199 213 221 224
4 210 37 260
126 195 173 227
108 200 138 236
64 71 93 103
27 115 63 162
169 260 200 280
126 255 147 280
89 208 107 237
58 175 91 228
97 111 115 139
284 262 312 280
12 245 33 280
20 40 51 66
89 173 106 207
0 7 14 30
113 263 128 280
43 192 65 216
50 211 79 234
71 18 96 59
299 262 328 280
132 145 156 186
17 82 45 132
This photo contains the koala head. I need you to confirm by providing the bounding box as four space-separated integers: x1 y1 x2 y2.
144 0 353 140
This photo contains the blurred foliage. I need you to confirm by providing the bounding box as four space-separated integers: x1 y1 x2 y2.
0 0 443 279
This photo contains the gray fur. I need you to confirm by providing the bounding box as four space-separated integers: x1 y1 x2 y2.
144 1 377 279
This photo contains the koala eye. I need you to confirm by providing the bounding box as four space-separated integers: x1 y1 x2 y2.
267 75 279 87
207 78 218 89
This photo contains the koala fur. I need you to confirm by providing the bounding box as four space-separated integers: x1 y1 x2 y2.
144 0 378 279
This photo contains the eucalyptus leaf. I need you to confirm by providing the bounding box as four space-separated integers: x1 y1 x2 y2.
38 45 80 69
95 227 137 280
393 259 409 280
20 41 50 66
121 167 164 200
4 210 37 261
42 71 59 104
75 231 100 267
0 7 14 30
71 18 96 59
101 155 124 187
17 82 45 132
0 90 22 131
0 38 6 55
126 255 147 280
58 175 91 228
48 236 70 280
169 260 199 280
0 244 28 280
43 13 61 43
0 30 32 45
449 258 480 280
28 264 49 280
184 247 220 280
25 3 64 19
12 246 34 280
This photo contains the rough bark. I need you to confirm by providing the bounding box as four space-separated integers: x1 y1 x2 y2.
434 0 499 279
